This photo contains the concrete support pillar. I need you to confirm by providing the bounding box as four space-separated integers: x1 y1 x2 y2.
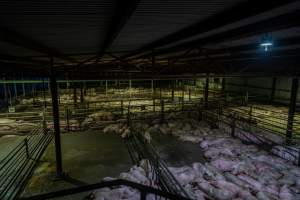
49 57 63 177
286 78 299 144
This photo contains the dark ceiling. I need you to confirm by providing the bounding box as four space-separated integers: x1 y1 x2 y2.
0 0 300 78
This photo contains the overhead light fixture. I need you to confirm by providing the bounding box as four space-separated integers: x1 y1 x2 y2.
260 34 273 52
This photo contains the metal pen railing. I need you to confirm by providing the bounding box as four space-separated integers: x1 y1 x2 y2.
125 124 194 200
0 122 53 200
201 100 300 166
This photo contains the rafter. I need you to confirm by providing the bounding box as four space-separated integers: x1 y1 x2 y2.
0 25 78 64
97 0 140 59
141 11 300 58
122 0 298 59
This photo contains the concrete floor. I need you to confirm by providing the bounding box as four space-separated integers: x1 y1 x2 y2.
0 135 26 160
153 134 205 167
19 131 205 199
21 130 132 199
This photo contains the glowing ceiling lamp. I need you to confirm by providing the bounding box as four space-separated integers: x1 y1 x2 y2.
260 34 273 52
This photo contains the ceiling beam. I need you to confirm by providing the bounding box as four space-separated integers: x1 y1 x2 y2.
179 48 300 63
97 0 140 59
0 54 49 65
122 0 298 59
142 11 300 58
167 36 300 60
0 26 78 64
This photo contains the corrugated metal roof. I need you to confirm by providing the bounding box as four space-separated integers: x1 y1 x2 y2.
110 0 244 52
0 0 299 76
0 0 115 55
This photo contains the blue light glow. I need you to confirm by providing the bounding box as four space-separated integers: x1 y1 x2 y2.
260 42 273 51
260 42 273 47
260 34 273 52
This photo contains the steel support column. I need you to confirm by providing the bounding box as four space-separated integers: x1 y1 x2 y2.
3 78 7 101
22 81 25 96
14 82 17 98
83 82 87 96
286 78 299 144
105 80 108 96
244 78 249 106
204 75 209 108
129 80 132 98
222 78 226 94
73 84 77 105
270 77 277 104
80 83 84 103
151 80 154 96
42 78 47 108
49 57 63 177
